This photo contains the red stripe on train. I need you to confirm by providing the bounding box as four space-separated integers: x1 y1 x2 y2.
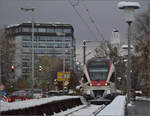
90 81 108 86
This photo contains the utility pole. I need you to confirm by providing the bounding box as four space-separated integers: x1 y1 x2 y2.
82 40 100 65
83 40 86 65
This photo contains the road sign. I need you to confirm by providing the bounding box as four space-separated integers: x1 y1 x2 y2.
57 72 70 82
64 72 70 81
64 81 69 86
0 84 5 90
2 90 6 96
57 72 63 81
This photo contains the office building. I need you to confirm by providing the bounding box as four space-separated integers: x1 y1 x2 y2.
5 22 76 81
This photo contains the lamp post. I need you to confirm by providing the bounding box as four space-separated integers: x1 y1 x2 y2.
21 7 35 96
82 40 100 65
83 40 86 65
118 1 140 104
56 32 66 94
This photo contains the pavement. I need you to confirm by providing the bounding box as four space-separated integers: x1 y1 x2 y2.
126 100 150 116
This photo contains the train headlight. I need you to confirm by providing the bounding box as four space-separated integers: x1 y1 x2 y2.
105 82 110 86
90 83 92 86
105 82 108 86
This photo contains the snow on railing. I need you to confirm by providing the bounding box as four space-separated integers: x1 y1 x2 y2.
98 95 126 116
135 96 150 101
0 96 80 112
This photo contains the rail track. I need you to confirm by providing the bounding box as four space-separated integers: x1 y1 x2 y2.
64 104 106 116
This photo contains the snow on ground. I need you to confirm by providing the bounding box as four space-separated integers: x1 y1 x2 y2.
98 95 126 116
0 96 80 112
53 104 102 116
52 105 87 116
53 95 126 116
135 96 150 101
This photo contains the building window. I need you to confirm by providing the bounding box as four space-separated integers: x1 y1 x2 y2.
38 28 46 32
55 43 62 48
55 37 63 42
22 75 29 80
34 43 37 48
63 29 71 33
39 36 47 41
22 49 32 54
47 37 54 42
55 28 63 33
65 43 70 48
22 36 32 41
38 43 46 48
65 37 72 42
34 36 38 41
34 28 38 32
22 42 32 48
22 27 31 32
47 28 55 33
22 62 31 67
22 55 31 61
18 27 22 32
22 68 30 73
47 43 54 48
38 49 47 54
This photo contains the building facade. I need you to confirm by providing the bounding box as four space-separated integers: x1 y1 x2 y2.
6 22 76 81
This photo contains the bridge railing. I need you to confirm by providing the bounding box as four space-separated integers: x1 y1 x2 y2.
1 96 83 115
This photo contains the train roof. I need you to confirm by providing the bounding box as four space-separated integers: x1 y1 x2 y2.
87 57 111 63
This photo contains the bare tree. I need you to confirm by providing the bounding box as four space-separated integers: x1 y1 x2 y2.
94 40 118 63
132 4 150 96
38 55 63 91
94 40 110 58
0 29 16 89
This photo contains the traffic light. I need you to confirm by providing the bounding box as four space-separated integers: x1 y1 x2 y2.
39 65 42 72
11 65 15 72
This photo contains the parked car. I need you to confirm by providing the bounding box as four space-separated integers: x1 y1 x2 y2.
32 89 43 99
44 91 61 98
8 90 31 102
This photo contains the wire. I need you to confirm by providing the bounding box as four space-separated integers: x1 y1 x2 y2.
81 2 105 40
68 0 99 41
19 0 148 1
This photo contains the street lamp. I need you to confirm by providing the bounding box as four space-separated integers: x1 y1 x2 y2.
56 32 66 94
118 1 140 104
82 40 100 65
21 7 35 96
82 40 87 65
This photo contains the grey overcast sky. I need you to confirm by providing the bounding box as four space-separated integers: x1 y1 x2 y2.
0 0 148 61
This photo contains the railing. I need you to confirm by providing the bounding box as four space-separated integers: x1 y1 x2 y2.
1 96 83 115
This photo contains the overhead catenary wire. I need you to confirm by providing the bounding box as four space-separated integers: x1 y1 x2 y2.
81 2 105 40
68 0 99 41
20 0 147 2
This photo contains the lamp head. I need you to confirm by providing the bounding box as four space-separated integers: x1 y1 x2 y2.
118 2 140 23
118 2 140 10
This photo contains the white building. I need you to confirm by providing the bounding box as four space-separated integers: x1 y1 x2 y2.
119 44 134 57
111 29 120 48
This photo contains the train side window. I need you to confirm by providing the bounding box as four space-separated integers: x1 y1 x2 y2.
83 74 88 83
110 73 115 82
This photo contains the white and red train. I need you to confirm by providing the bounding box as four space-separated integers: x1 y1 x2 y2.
81 57 116 99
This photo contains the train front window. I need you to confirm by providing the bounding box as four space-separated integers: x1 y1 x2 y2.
88 68 108 81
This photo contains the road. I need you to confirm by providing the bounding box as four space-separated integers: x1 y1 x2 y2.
127 100 150 116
